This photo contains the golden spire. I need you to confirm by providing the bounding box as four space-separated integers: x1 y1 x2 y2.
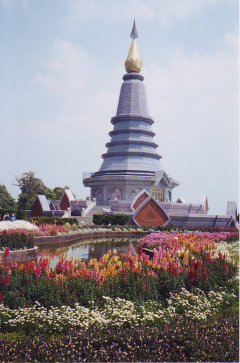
125 20 143 73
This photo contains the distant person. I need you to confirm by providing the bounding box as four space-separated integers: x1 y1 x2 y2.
10 213 16 221
3 214 10 221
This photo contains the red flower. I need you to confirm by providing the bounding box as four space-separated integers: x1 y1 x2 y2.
2 275 10 286
205 253 212 263
48 270 56 278
0 291 3 302
224 263 229 272
3 247 10 259
128 257 134 269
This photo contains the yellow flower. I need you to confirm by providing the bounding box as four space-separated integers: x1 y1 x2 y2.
182 251 189 266
18 264 25 272
112 255 119 263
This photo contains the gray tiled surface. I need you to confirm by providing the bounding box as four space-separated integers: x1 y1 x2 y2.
83 71 178 203
116 79 149 116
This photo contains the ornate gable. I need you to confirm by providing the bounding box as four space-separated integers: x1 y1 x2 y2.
132 195 170 227
131 189 150 211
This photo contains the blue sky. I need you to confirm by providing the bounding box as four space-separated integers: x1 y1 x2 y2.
0 0 238 214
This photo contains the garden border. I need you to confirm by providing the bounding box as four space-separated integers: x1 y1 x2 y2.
34 231 149 247
0 246 38 262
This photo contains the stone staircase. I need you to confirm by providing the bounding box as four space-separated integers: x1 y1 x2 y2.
76 205 109 225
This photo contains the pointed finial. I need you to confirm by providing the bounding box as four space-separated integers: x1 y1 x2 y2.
125 20 142 73
130 19 138 39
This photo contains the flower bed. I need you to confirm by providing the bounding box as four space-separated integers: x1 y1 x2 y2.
0 221 40 252
0 288 237 335
0 230 238 362
0 231 35 251
0 315 238 362
0 233 238 308
139 230 239 251
0 220 39 232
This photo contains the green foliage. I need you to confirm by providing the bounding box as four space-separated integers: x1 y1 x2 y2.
15 171 67 212
0 185 16 210
52 187 65 199
16 171 47 211
1 258 237 309
16 209 30 220
16 171 46 196
93 213 130 225
0 232 34 250
17 193 36 212
28 217 78 225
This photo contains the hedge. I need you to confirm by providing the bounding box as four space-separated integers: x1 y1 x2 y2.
0 232 34 250
93 214 130 225
27 217 79 226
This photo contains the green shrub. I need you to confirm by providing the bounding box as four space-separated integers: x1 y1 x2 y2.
16 210 31 220
93 214 130 226
0 209 15 218
27 217 78 225
0 232 34 250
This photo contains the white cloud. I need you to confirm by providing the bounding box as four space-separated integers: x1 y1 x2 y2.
69 0 231 24
31 38 120 193
144 33 238 211
36 39 93 96
2 29 238 213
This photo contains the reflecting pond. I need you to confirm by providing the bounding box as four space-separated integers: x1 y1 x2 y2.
37 237 140 266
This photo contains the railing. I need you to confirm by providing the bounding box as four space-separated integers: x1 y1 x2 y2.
81 200 96 217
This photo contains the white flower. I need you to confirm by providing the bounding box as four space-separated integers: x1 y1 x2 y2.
0 220 39 231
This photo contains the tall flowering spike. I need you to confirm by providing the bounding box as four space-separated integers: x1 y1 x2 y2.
125 20 142 73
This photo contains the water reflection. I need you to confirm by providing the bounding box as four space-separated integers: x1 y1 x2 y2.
37 238 139 266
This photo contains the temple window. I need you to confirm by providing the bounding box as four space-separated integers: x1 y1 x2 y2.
152 188 165 202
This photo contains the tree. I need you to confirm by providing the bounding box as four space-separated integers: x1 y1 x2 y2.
0 184 16 210
53 187 66 200
15 171 46 195
15 171 47 210
15 171 67 210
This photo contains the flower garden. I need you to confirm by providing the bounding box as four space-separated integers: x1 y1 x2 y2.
0 222 239 362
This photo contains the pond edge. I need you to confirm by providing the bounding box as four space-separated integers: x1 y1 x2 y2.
0 246 39 262
34 231 149 247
